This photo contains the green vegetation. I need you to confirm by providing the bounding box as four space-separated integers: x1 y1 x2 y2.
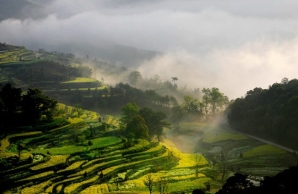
61 77 98 83
0 83 57 129
227 78 298 150
203 130 248 143
31 136 120 155
243 145 286 158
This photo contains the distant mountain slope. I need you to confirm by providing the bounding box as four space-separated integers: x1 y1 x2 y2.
0 0 45 21
26 41 161 68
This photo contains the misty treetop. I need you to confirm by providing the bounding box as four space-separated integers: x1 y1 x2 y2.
227 78 298 150
172 87 229 122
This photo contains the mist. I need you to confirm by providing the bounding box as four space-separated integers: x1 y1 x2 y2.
1 0 298 99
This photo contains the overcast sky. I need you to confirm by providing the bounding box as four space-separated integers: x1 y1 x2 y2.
1 0 298 99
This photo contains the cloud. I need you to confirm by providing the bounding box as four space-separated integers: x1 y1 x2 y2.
1 0 298 52
1 0 298 99
138 38 298 99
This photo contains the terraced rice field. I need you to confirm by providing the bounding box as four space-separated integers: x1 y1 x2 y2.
0 117 211 193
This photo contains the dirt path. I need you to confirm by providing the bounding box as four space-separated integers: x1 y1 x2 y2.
229 129 297 153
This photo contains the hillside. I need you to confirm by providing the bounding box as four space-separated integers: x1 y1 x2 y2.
0 103 212 193
226 78 298 150
1 43 297 193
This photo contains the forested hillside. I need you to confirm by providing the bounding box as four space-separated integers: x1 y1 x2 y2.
227 78 298 150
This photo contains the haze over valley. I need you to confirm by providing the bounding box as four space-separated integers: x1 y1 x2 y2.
1 0 298 99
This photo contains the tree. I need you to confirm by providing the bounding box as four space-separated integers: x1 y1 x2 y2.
216 173 254 194
139 107 170 141
195 155 201 178
21 88 57 123
0 98 4 111
171 105 186 123
129 71 142 86
216 165 298 194
126 115 149 140
157 177 168 194
171 77 178 85
120 102 139 128
192 189 205 194
144 175 154 194
17 143 26 157
0 83 22 113
202 88 228 117
181 96 202 115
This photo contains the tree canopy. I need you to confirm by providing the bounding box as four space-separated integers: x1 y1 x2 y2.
0 84 57 131
120 102 139 128
139 107 170 141
171 88 228 122
227 78 298 150
120 103 169 141
216 165 298 194
0 83 22 113
22 88 57 123
126 115 149 140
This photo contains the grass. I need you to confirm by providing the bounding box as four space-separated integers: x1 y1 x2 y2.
61 77 98 83
161 139 208 168
90 136 121 149
166 177 211 192
55 103 100 121
58 160 87 173
117 174 210 193
21 180 52 194
18 171 54 182
179 122 209 129
80 183 109 194
44 176 82 193
63 175 99 193
32 136 121 155
30 155 69 170
243 145 286 158
203 130 248 143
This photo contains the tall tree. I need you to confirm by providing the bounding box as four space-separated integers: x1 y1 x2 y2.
120 102 139 128
202 88 228 116
21 88 57 123
139 107 170 141
126 115 149 140
181 96 202 115
0 83 22 113
143 175 154 194
129 71 143 86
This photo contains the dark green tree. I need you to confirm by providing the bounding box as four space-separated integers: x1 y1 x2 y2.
139 107 170 141
21 88 57 124
126 115 149 140
0 83 22 113
202 88 228 117
181 95 202 115
120 102 139 128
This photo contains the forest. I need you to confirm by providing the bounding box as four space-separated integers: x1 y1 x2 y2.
227 78 298 150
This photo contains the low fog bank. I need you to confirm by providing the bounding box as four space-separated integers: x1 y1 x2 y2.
137 38 298 99
86 36 298 100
